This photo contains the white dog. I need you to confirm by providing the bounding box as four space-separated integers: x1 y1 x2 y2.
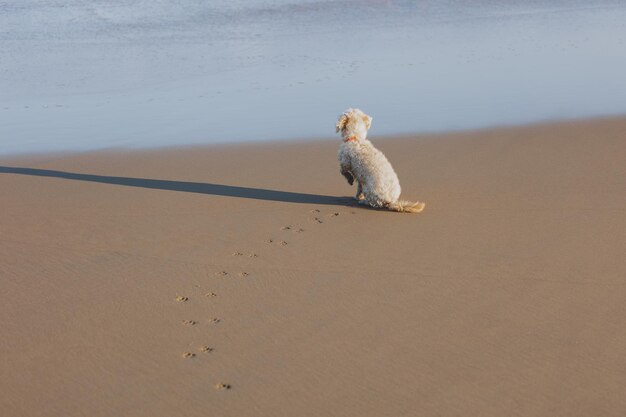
336 108 425 213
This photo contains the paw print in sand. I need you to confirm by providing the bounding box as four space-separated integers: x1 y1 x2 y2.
266 239 288 246
282 225 304 233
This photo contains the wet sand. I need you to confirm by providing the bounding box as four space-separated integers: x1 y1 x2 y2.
1 117 625 416
4 1 626 154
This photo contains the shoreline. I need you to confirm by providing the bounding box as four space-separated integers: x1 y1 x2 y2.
2 114 625 160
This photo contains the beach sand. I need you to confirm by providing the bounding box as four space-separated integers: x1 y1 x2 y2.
1 117 625 416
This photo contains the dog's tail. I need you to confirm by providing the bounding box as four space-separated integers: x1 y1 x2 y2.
388 200 426 214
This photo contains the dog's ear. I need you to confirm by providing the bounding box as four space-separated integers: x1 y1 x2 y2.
363 115 372 130
336 114 348 133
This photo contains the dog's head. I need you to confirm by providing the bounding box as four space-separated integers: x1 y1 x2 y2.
336 108 372 142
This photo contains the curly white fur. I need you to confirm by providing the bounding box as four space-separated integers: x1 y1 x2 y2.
336 108 425 213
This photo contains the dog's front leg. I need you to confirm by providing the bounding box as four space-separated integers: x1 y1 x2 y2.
356 182 365 200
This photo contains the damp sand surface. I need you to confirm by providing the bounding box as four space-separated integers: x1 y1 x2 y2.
2 0 626 154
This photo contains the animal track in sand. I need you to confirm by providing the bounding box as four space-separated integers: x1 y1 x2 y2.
282 225 305 233
310 209 321 213
210 318 221 325
205 292 217 297
248 253 258 258
182 320 197 326
266 239 288 246
217 271 229 277
232 252 243 257
175 296 189 302
312 217 323 224
329 212 340 217
199 346 214 353
238 272 249 277
182 352 196 359
214 383 231 390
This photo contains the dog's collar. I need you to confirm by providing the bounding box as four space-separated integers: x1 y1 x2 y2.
343 136 358 143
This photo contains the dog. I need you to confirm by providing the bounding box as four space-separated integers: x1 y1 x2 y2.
336 108 425 213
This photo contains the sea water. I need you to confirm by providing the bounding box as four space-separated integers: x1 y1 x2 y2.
1 0 626 155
